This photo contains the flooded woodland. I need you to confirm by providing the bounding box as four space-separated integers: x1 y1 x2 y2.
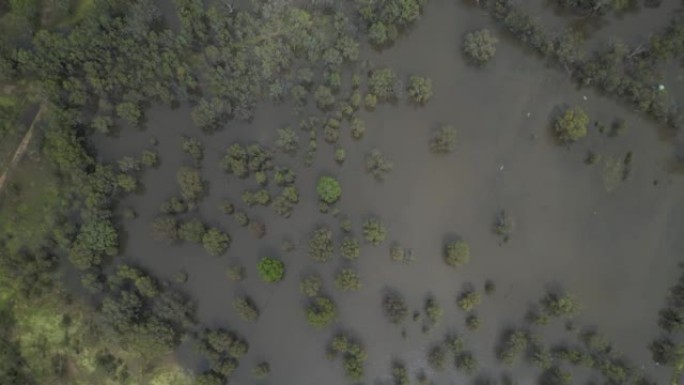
2 0 684 384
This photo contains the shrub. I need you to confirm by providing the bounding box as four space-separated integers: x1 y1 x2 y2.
466 314 481 330
317 176 342 204
118 156 141 172
541 292 579 317
152 217 178 243
484 280 496 295
363 217 387 245
444 240 470 267
219 200 234 214
463 29 499 65
350 117 366 140
497 330 528 365
276 126 299 155
427 345 447 371
300 274 323 297
335 269 362 291
457 290 481 312
407 75 433 104
116 174 137 192
390 243 414 263
445 334 465 355
252 362 270 379
309 226 334 262
340 237 360 260
455 352 478 375
202 228 231 256
555 106 589 142
392 361 410 385
365 149 393 181
226 264 246 282
383 292 408 324
160 197 188 214
369 67 399 102
177 167 205 202
182 137 204 163
257 257 285 283
493 210 514 239
314 85 335 110
249 221 266 239
242 189 271 206
234 211 249 227
233 297 259 322
335 147 346 164
179 218 206 243
429 125 457 154
424 296 443 325
141 150 159 168
306 296 337 328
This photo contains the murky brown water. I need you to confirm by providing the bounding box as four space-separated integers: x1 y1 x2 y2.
93 0 684 383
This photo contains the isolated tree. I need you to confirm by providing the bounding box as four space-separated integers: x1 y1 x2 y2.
317 176 342 204
407 75 433 104
444 240 470 267
555 106 589 142
463 29 499 65
257 257 285 283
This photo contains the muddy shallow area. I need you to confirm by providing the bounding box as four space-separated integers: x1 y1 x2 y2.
93 1 684 384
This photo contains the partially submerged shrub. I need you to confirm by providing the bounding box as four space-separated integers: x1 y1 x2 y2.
427 344 447 371
152 216 178 243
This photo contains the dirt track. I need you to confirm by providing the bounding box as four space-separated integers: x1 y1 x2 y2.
0 104 45 194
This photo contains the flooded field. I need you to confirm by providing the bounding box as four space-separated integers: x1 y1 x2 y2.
87 0 684 384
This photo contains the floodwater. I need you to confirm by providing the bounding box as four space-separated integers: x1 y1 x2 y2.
93 0 684 384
